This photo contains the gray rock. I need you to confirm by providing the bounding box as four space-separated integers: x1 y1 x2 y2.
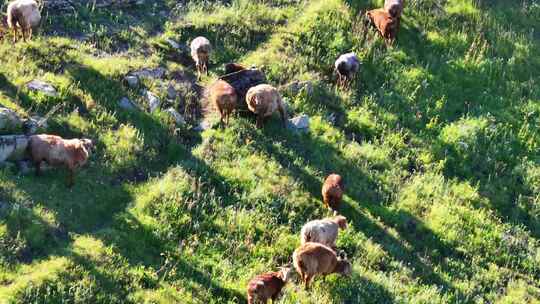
166 108 186 126
0 107 23 131
130 67 166 80
24 116 48 135
167 84 177 100
0 135 29 163
119 97 137 110
194 120 211 132
27 80 58 97
146 91 161 112
283 81 314 95
125 75 139 88
166 38 181 49
289 114 310 131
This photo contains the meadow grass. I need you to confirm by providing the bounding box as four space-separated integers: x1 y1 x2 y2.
0 0 539 303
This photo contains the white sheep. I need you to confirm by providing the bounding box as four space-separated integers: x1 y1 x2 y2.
300 215 347 249
7 0 41 42
334 52 360 88
190 36 212 79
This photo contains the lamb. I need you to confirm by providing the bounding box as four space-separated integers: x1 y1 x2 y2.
293 242 352 289
208 80 238 126
384 0 405 19
365 8 399 46
334 52 361 88
190 36 212 79
322 174 344 213
247 267 291 304
28 134 93 187
7 0 41 43
245 84 287 128
300 215 347 249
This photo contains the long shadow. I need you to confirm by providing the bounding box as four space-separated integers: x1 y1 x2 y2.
244 123 469 301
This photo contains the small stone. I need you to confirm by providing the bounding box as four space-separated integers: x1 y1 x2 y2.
125 75 139 88
146 91 161 112
0 107 23 131
166 108 186 126
119 97 137 110
0 135 29 162
289 114 310 131
27 80 58 97
167 84 177 99
283 81 314 95
194 120 211 132
166 38 181 50
130 67 166 80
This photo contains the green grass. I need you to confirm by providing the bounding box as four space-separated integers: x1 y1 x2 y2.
1 0 539 303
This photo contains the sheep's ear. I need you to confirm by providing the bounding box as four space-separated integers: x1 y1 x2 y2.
338 250 347 260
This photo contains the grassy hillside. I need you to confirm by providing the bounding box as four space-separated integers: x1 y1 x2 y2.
0 0 539 303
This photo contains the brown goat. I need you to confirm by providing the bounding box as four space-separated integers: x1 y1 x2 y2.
28 134 93 187
322 174 344 213
247 267 291 304
293 242 352 289
208 80 237 126
245 84 287 128
365 8 399 46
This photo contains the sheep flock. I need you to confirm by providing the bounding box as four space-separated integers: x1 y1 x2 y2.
2 0 412 301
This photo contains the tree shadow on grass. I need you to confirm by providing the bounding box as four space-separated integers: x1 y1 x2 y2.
244 123 469 301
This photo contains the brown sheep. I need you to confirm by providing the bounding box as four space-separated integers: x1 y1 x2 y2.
384 0 405 19
28 134 93 187
365 8 399 46
293 242 352 289
247 267 291 304
245 84 287 128
7 0 41 43
322 174 344 213
208 80 238 127
300 215 348 249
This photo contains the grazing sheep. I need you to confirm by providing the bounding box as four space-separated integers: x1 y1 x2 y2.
293 242 352 289
245 84 287 128
208 80 237 126
334 52 360 88
300 215 348 249
7 0 41 43
28 134 93 187
322 174 344 213
247 267 291 304
190 36 212 78
384 0 405 19
365 8 399 46
224 62 247 75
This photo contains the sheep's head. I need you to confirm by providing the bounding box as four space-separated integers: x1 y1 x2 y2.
334 215 348 229
278 266 292 282
81 138 94 153
335 256 352 277
364 11 373 26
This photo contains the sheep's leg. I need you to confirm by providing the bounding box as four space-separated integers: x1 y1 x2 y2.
256 112 264 129
278 103 287 128
34 161 41 176
304 275 313 290
28 27 32 40
21 27 27 42
67 169 75 188
12 27 18 43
